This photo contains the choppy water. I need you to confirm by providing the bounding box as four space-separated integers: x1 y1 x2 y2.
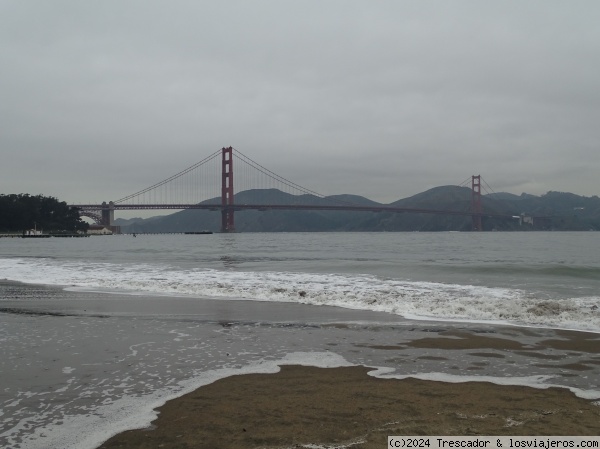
2 232 599 331
1 232 600 448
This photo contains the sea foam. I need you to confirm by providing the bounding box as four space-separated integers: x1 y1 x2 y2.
1 257 599 333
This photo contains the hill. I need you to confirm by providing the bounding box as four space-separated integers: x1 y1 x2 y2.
118 189 384 233
117 188 600 233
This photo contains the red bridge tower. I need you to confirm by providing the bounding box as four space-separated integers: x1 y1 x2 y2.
221 146 235 232
471 175 482 231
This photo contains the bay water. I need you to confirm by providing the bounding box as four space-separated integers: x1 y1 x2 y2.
1 232 599 448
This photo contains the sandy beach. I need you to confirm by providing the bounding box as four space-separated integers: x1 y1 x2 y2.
99 363 600 449
96 327 600 449
2 280 599 449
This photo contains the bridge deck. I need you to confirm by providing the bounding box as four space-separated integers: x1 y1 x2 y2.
72 203 520 219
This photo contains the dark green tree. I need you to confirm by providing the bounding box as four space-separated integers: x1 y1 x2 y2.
0 194 88 233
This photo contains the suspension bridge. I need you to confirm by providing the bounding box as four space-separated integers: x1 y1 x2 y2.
72 147 524 232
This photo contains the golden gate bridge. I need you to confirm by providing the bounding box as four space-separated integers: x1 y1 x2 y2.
72 146 525 232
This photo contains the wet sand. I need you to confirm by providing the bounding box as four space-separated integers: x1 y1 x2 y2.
99 364 600 449
2 282 600 449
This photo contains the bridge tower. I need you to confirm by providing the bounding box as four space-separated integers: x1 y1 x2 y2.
221 146 235 232
471 175 482 231
101 201 115 226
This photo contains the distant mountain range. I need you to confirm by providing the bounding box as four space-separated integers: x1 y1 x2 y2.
115 186 600 233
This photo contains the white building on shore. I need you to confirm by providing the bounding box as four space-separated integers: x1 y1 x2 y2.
87 225 113 235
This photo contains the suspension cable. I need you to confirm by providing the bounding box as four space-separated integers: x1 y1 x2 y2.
232 148 366 206
232 148 326 198
115 149 221 203
458 176 473 188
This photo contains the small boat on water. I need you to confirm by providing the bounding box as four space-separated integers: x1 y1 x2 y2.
22 223 50 238
22 229 51 238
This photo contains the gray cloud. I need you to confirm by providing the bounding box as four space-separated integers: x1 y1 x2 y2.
2 0 599 212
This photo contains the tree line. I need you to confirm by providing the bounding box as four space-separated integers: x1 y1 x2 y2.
0 194 88 233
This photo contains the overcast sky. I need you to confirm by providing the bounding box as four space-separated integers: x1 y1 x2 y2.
2 1 599 212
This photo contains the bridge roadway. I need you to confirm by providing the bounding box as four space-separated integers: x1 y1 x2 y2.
72 203 517 220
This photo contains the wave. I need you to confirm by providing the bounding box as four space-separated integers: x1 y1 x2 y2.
1 257 599 332
453 263 600 280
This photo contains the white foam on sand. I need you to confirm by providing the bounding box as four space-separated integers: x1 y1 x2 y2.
367 368 600 400
8 351 600 449
1 257 599 333
13 352 352 449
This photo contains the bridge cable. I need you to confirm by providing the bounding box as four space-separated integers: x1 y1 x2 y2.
114 149 222 203
458 177 473 188
232 148 326 198
232 147 369 207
